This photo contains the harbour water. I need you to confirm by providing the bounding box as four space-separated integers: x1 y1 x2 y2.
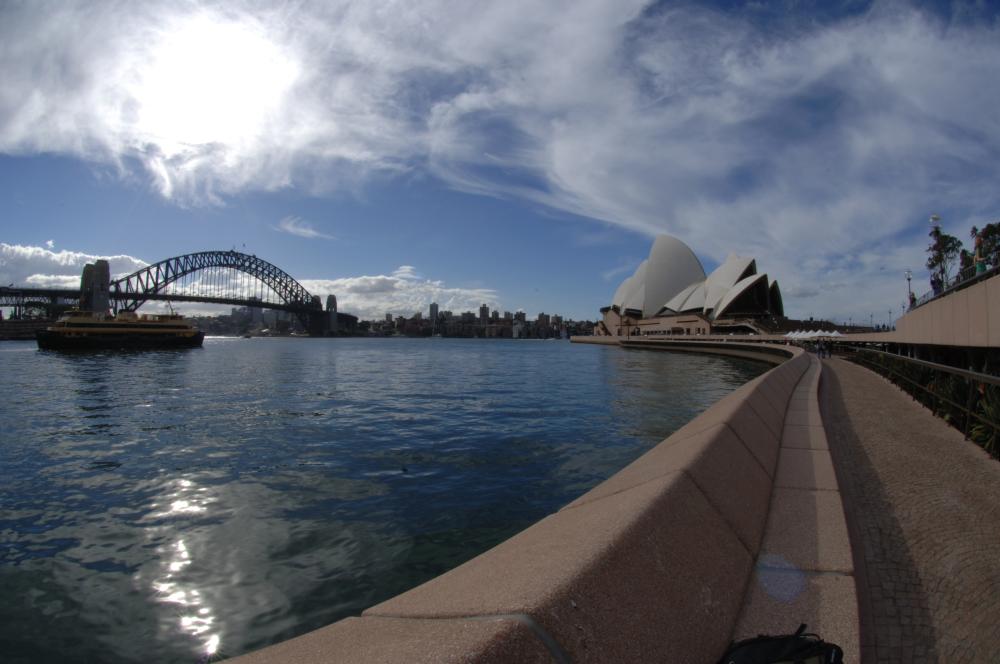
0 337 767 663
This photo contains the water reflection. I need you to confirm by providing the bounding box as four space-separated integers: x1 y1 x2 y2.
64 354 116 437
0 338 768 662
146 478 221 659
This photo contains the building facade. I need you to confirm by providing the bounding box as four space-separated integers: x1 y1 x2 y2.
598 234 783 337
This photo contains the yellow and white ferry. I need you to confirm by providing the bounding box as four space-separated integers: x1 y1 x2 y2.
37 310 205 350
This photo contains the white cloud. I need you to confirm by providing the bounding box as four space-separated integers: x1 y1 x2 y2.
0 243 148 286
25 274 79 288
601 260 640 282
391 265 421 280
301 267 498 320
2 3 1000 320
273 216 335 240
45 240 54 249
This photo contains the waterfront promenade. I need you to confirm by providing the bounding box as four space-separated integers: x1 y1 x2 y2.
822 358 1000 663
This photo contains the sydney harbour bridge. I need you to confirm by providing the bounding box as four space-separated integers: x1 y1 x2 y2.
0 250 350 336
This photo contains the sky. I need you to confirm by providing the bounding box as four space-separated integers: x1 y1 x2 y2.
2 0 1000 325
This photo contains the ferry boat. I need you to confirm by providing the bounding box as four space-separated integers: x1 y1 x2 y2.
36 310 205 350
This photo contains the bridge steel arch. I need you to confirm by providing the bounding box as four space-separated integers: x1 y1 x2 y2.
109 250 322 326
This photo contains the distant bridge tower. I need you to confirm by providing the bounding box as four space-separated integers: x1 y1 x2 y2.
327 294 338 333
80 260 111 315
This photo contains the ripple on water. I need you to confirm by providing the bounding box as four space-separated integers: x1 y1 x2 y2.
0 337 767 662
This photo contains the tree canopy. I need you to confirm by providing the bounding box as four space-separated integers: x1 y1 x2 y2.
973 222 1000 268
927 225 963 283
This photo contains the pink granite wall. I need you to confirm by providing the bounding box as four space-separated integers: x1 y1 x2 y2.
894 274 1000 347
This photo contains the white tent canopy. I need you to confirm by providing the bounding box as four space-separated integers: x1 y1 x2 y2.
784 329 839 339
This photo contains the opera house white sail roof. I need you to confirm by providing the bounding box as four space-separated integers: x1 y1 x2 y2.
612 236 705 316
610 235 782 321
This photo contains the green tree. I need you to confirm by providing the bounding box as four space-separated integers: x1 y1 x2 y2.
927 225 963 284
973 222 1000 268
960 248 975 273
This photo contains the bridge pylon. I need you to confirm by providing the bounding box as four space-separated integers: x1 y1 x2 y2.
306 296 327 336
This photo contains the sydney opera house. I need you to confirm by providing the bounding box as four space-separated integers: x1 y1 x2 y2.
597 235 784 337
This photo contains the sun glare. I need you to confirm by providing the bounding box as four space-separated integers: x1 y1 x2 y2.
133 12 299 156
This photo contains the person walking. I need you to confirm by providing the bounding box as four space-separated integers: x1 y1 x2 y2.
975 231 987 276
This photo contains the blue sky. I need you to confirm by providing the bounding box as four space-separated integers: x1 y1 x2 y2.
2 0 1000 324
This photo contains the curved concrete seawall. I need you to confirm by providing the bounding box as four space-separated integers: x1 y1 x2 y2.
231 342 851 663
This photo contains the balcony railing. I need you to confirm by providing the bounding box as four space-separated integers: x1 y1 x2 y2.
911 263 1000 311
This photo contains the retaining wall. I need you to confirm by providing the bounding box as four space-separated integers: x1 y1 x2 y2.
231 343 810 663
895 272 1000 347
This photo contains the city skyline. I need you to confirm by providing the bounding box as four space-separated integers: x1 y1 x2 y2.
3 1 1000 323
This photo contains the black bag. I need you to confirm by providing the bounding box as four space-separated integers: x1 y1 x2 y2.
716 624 844 664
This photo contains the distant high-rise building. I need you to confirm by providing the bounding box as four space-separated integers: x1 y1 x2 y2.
537 313 550 327
490 310 499 322
430 302 439 321
249 297 264 326
503 311 513 320
514 311 526 322
385 313 393 323
479 304 490 323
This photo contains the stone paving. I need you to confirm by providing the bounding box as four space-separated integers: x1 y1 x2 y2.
820 358 1000 664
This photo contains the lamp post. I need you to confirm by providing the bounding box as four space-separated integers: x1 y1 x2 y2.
900 270 914 311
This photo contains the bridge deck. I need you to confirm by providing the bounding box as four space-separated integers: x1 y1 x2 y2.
821 358 1000 664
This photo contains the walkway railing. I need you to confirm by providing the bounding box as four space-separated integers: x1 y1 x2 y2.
841 347 1000 459
911 263 1000 310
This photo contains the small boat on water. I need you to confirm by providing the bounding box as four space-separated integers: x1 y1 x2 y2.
37 310 205 350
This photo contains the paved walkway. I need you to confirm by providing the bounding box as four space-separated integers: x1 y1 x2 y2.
820 358 1000 664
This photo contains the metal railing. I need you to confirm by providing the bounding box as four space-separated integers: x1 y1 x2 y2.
911 263 1000 311
842 347 1000 459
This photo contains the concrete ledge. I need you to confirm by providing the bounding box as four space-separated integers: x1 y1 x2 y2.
366 472 752 663
736 569 858 647
667 382 783 477
230 616 556 664
619 338 794 366
568 336 620 346
734 356 860 661
759 488 853 574
782 424 829 450
563 422 772 552
571 336 801 365
230 344 811 663
775 448 839 491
